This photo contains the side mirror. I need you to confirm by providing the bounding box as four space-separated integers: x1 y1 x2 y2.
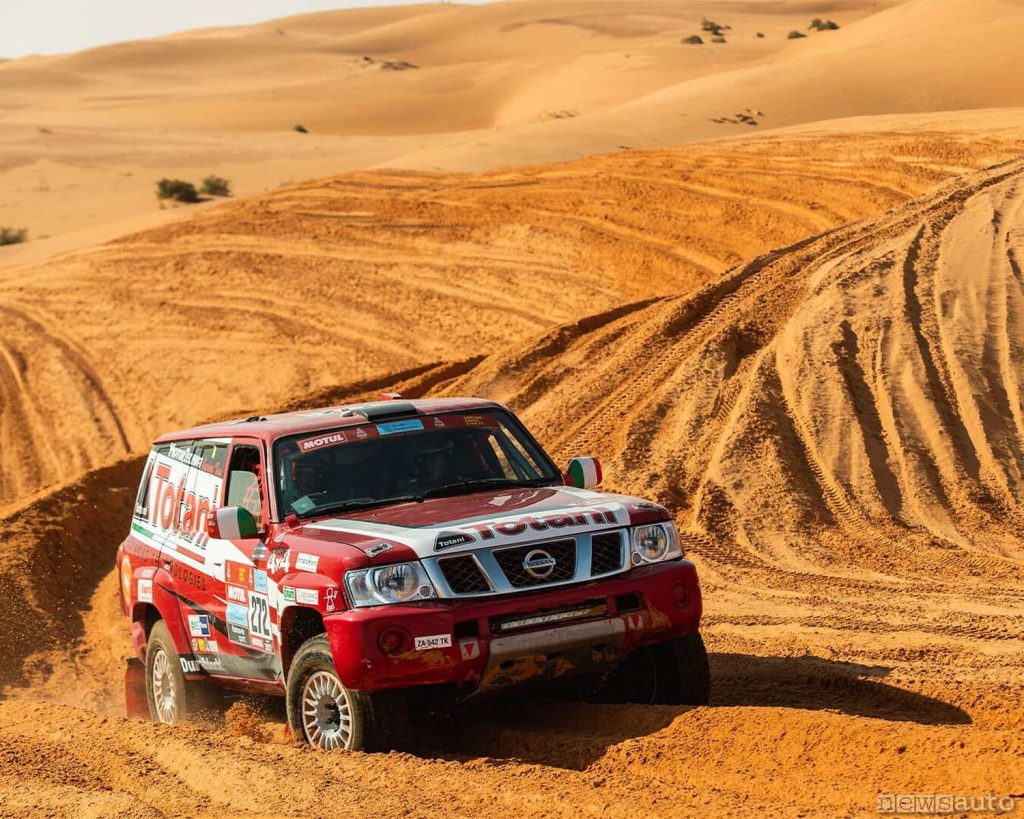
566 457 602 489
207 506 260 540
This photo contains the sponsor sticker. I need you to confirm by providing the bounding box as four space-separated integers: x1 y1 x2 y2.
206 639 219 653
376 419 424 435
355 427 368 439
414 634 452 651
137 578 153 603
625 612 647 631
191 638 199 652
298 431 347 452
325 587 338 612
294 553 320 572
225 561 253 588
249 594 271 640
459 638 480 660
249 635 273 653
282 586 296 602
226 584 247 604
432 417 446 428
226 603 248 626
226 622 250 646
463 415 484 426
195 637 208 653
188 614 211 637
254 569 268 594
434 531 474 551
179 657 201 674
295 588 318 606
266 549 290 574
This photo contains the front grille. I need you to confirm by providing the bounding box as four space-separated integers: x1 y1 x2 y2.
493 539 576 587
438 555 490 593
590 531 624 576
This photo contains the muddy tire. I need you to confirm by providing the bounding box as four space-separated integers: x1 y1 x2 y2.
595 632 711 706
285 634 409 751
145 619 219 725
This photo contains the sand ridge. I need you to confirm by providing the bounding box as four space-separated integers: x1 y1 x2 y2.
1 148 1023 818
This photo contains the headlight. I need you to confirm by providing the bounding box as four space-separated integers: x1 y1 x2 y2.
630 523 683 565
344 562 436 607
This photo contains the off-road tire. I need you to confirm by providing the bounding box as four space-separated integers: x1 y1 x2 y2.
286 633 410 751
145 619 220 725
594 632 711 706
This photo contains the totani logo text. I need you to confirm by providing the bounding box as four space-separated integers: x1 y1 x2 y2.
458 508 617 541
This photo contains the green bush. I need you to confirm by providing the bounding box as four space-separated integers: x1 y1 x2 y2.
0 227 27 246
156 178 199 203
201 175 231 197
682 34 703 44
809 18 840 30
787 30 807 39
293 124 308 133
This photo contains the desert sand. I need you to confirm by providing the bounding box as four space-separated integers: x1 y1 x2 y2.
2 0 1024 816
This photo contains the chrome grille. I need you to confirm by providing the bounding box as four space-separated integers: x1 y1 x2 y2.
590 531 624 576
492 539 576 587
423 528 630 599
438 555 490 593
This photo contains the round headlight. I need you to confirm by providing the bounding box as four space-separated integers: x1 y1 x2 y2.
633 524 669 562
373 564 423 604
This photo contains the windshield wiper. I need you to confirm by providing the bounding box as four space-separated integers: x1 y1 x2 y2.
421 476 554 500
296 495 421 519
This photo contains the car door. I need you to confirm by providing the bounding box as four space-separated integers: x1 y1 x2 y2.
201 438 278 681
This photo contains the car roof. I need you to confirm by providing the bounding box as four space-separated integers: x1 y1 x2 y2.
153 397 506 445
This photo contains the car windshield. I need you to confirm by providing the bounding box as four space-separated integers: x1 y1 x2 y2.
272 409 561 518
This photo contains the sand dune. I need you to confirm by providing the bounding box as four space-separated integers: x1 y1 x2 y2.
2 157 1023 816
4 0 1024 248
2 130 1019 509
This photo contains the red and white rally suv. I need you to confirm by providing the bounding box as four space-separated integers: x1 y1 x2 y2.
117 397 708 750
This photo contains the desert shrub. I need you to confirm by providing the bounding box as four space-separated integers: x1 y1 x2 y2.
712 35 726 43
682 34 703 44
809 18 840 30
201 175 231 197
701 17 730 35
756 32 765 38
0 227 27 246
787 30 807 39
293 124 308 133
156 178 199 203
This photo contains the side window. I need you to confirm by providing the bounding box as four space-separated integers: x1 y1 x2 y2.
134 445 169 518
225 444 265 527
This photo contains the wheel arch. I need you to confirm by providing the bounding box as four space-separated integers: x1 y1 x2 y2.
280 605 325 678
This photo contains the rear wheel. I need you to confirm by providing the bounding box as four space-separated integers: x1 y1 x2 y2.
286 634 409 751
595 632 711 705
145 620 219 725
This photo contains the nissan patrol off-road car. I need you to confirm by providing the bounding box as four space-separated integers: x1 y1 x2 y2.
117 397 708 750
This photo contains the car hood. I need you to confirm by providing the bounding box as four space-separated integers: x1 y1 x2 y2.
302 485 664 559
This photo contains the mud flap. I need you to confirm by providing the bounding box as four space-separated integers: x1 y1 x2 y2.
478 618 627 693
124 657 148 720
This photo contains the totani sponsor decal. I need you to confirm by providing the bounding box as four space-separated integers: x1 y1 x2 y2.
226 584 247 604
137 578 153 603
295 588 318 606
225 561 254 588
282 586 296 602
434 531 474 551
294 553 319 572
376 419 424 435
226 603 248 626
226 622 249 646
298 431 347 452
414 634 452 651
188 615 211 637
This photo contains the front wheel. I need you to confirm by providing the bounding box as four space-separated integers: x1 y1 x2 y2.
594 632 711 706
286 634 409 751
145 619 218 725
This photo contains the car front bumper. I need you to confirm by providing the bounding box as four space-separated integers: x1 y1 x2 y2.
324 558 702 692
